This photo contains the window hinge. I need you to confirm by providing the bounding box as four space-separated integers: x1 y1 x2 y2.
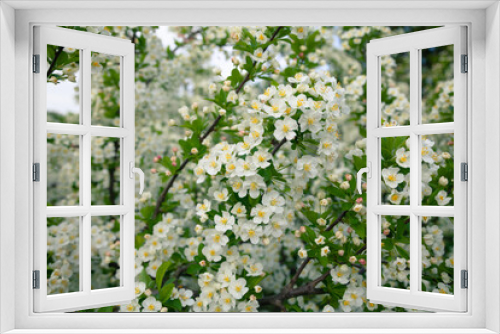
461 54 468 73
461 162 468 181
33 54 40 73
33 163 40 182
33 270 40 289
461 270 468 289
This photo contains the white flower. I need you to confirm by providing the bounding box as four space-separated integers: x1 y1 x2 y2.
387 189 404 205
239 222 263 244
214 211 235 232
196 200 211 216
322 305 335 312
250 204 272 224
213 188 229 202
274 117 298 141
121 300 140 312
142 296 161 312
296 155 319 179
435 190 452 206
320 246 330 257
299 110 322 133
292 26 308 39
258 86 277 101
238 300 259 312
202 244 223 262
252 150 272 168
229 278 249 299
298 248 308 259
395 147 410 168
243 175 266 199
178 288 195 307
250 48 268 63
220 290 236 311
263 98 287 118
135 281 146 297
288 72 309 84
318 135 337 156
254 30 268 43
381 167 405 188
262 190 285 213
231 202 247 218
245 262 264 276
331 264 350 285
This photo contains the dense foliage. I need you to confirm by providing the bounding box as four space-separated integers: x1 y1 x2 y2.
45 26 455 312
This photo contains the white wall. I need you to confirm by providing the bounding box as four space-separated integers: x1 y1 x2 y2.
485 2 500 334
0 2 16 333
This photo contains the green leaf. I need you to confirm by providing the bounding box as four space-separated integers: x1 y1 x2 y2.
159 283 175 303
156 261 172 291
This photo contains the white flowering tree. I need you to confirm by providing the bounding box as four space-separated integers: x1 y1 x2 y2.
45 25 455 312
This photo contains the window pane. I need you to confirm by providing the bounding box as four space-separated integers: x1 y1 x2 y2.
91 52 121 127
91 216 121 290
421 216 454 295
421 45 454 124
46 45 80 124
420 134 454 206
380 52 410 127
91 137 121 205
381 136 410 205
47 217 80 295
47 133 80 206
381 215 410 289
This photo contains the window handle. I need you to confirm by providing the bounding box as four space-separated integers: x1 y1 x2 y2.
129 161 145 195
356 162 371 194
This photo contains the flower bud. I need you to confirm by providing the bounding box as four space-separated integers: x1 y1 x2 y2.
262 237 270 245
150 168 157 174
165 170 172 176
300 45 307 51
439 176 448 186
168 119 176 126
191 102 198 110
442 152 451 159
317 218 327 226
349 256 357 264
320 199 329 206
191 148 199 155
195 224 203 234
144 289 152 296
359 258 366 265
199 260 206 267
356 197 363 204
345 174 352 181
172 147 179 153
338 250 345 256
219 109 226 116
294 230 301 238
255 285 262 293
340 181 350 190
249 294 257 301
383 229 390 236
160 307 168 312
153 156 160 163
299 226 306 233
185 130 193 137
203 106 210 114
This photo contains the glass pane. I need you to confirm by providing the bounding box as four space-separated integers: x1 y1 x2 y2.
91 137 121 205
91 52 121 127
381 215 410 289
47 217 80 295
91 216 121 290
381 136 410 205
421 45 454 124
421 216 454 295
47 133 80 206
46 45 80 124
380 52 410 127
420 134 454 206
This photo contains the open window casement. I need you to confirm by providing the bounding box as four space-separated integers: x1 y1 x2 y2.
362 26 467 312
33 26 141 312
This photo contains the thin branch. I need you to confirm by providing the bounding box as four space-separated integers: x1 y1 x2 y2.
172 29 202 54
272 138 287 156
47 46 64 78
152 26 284 220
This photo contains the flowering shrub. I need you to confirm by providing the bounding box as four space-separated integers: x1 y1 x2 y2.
45 26 455 312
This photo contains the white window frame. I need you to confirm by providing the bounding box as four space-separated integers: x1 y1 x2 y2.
1 1 499 333
365 26 467 312
33 26 137 312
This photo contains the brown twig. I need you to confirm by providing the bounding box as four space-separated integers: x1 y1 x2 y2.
47 46 64 78
152 26 284 220
272 138 287 156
